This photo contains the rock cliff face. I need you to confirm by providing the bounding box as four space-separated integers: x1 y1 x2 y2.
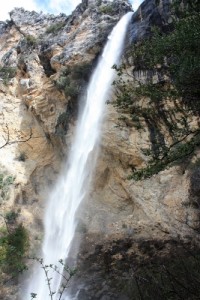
129 0 173 42
0 0 199 299
0 0 131 234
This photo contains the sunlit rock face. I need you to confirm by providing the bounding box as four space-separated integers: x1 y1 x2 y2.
0 1 131 298
0 0 131 225
9 0 131 71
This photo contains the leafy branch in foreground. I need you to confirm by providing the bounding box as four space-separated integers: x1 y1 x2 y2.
129 130 200 181
29 258 76 299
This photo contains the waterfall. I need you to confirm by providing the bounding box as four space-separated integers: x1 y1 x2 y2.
25 12 133 300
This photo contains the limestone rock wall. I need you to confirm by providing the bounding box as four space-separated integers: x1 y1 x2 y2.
0 1 132 298
0 0 132 251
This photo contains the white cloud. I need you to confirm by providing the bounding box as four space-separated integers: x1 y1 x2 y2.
42 0 144 16
0 0 38 21
131 0 144 11
0 0 144 22
47 0 81 15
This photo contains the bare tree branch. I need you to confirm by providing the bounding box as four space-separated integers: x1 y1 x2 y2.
0 124 10 149
0 126 48 149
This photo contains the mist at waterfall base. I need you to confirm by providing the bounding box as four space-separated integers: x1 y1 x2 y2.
24 12 133 300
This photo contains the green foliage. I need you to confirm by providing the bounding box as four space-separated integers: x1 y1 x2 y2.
56 74 70 90
5 211 18 224
0 223 29 275
46 22 65 34
26 35 37 47
113 1 200 180
0 174 15 189
57 112 70 124
130 11 200 104
55 63 92 98
0 66 17 85
6 224 29 274
0 171 26 277
99 5 114 15
64 85 79 98
0 174 15 201
29 258 76 299
55 63 93 136
173 0 200 18
56 111 71 136
96 0 102 6
56 71 78 98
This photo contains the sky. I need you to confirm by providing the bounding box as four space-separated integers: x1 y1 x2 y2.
0 0 143 21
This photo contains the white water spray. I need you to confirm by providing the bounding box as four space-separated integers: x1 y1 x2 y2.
25 12 133 300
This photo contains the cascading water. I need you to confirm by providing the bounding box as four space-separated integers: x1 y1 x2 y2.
25 11 133 300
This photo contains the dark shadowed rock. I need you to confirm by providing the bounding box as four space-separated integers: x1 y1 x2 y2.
189 167 200 209
0 22 7 34
129 0 172 42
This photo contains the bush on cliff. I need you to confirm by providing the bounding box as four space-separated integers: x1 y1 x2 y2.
0 222 29 275
46 22 65 34
113 0 200 180
0 66 17 85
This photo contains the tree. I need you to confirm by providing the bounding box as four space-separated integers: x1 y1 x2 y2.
113 0 200 180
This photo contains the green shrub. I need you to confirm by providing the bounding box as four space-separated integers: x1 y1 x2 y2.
6 224 29 273
97 0 102 6
55 63 92 99
26 35 37 47
64 84 79 98
0 66 17 85
0 224 29 275
113 1 200 180
46 22 65 34
56 111 71 136
5 211 18 224
99 5 114 15
56 75 70 90
0 174 15 201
